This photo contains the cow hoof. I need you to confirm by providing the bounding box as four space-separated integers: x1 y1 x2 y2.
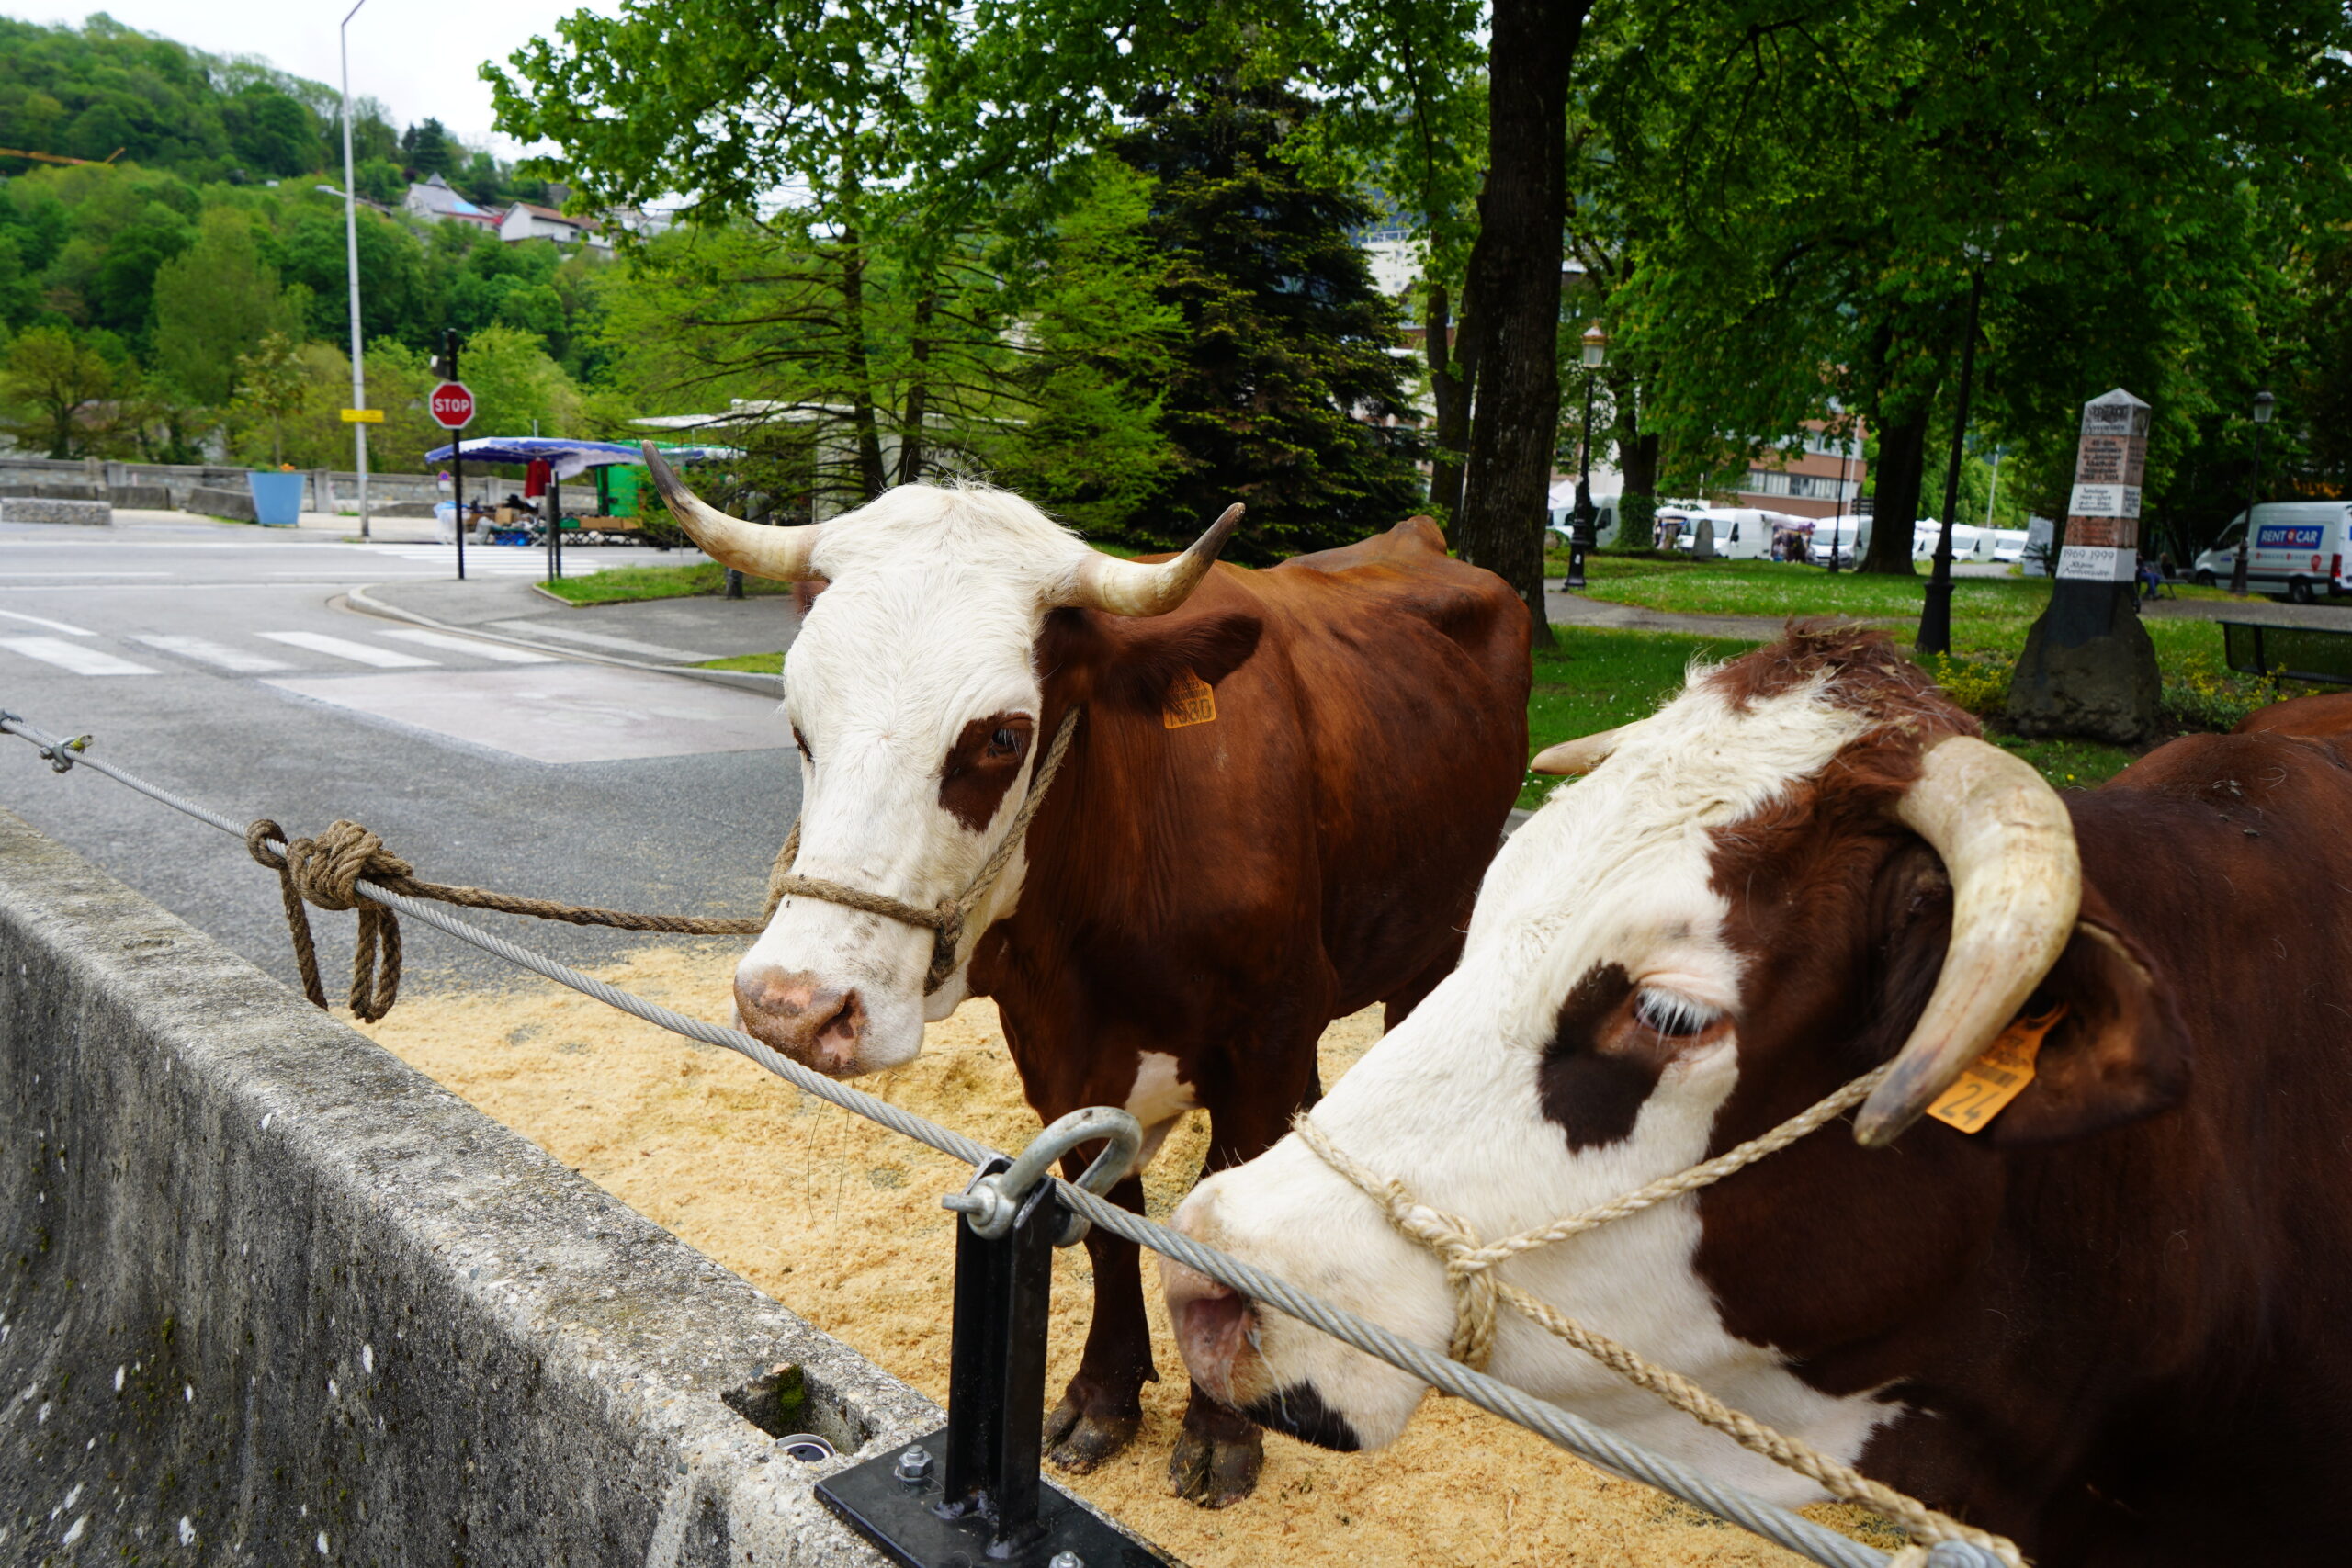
1043 1395 1141 1473
1167 1423 1263 1508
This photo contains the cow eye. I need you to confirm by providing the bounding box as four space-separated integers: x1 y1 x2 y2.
1633 989 1722 1040
989 727 1020 755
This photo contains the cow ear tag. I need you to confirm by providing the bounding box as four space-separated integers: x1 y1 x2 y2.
1926 1003 2072 1134
1162 670 1216 729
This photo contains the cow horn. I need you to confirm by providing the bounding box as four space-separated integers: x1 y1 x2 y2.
1057 503 1244 617
1531 725 1634 775
639 442 823 581
1852 735 2082 1147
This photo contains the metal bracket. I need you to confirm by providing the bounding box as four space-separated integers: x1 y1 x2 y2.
940 1106 1139 1247
817 1110 1165 1568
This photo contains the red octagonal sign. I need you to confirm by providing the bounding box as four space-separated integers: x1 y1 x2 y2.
429 380 476 430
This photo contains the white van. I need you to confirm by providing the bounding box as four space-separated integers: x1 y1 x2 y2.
1659 507 1781 559
1910 520 1991 562
2189 502 2352 602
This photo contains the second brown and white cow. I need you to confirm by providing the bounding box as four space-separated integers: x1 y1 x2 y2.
1166 625 2352 1564
643 450 1530 1505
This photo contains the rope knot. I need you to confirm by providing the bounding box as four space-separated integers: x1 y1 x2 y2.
283 819 413 912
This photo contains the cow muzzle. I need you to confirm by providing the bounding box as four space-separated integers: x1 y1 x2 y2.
734 966 868 1077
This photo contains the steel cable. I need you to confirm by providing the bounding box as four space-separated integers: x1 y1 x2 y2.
0 708 1920 1568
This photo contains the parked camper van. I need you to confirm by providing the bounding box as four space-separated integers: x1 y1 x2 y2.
2189 502 2352 602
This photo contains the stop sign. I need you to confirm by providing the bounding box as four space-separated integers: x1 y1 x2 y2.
429 381 476 430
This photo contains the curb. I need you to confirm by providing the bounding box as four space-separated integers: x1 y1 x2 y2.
343 583 784 697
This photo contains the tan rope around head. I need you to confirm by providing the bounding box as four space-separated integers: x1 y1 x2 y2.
1293 1066 2027 1568
762 705 1082 993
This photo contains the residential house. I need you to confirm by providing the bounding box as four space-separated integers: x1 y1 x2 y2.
500 203 608 249
1736 421 1867 519
401 173 499 231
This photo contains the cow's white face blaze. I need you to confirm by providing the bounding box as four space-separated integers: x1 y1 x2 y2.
731 486 1107 1077
1164 674 1904 1501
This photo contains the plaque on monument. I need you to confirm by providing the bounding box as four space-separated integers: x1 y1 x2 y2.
2074 433 2148 488
2068 483 2142 519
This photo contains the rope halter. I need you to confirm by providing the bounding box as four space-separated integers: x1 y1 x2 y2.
1293 1063 2028 1568
760 705 1083 994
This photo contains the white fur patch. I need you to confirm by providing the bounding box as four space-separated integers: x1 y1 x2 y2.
1172 672 1902 1501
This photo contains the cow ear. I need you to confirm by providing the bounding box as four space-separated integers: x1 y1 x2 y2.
1987 888 2190 1145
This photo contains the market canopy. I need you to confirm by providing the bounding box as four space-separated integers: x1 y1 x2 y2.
422 436 741 481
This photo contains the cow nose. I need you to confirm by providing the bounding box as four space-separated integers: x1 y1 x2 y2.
734 966 868 1077
1162 1256 1254 1404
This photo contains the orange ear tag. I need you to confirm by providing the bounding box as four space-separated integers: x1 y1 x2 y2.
1162 670 1216 729
1926 1003 2071 1134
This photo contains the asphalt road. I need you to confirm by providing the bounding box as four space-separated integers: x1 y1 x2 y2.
0 514 803 997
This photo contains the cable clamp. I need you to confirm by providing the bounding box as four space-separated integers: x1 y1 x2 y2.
943 1106 1139 1247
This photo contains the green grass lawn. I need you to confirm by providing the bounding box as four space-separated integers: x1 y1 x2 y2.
538 561 798 604
696 650 784 673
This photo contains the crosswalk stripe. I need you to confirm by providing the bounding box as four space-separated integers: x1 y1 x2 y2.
256 631 437 669
379 627 560 663
0 636 159 676
130 634 294 672
0 608 93 636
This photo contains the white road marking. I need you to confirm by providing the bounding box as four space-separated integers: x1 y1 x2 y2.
0 637 159 675
484 620 714 663
128 635 295 672
0 570 171 577
0 608 92 635
256 632 437 669
378 627 560 663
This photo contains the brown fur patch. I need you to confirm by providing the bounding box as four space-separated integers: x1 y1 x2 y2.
939 712 1035 832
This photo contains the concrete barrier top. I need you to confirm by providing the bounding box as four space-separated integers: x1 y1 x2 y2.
0 808 947 1566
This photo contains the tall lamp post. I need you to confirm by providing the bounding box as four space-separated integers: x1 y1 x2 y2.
338 0 372 540
2230 389 2276 596
1565 323 1607 591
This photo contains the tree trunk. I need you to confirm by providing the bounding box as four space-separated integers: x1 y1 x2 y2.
1616 415 1659 547
1859 414 1928 575
1425 279 1471 527
837 228 888 501
897 287 936 488
1455 0 1591 643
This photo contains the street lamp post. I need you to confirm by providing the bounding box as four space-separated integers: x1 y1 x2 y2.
1566 323 1607 591
339 0 372 541
2231 389 2275 596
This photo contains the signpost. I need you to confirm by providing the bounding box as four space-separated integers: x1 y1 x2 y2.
2003 389 2160 742
429 364 474 581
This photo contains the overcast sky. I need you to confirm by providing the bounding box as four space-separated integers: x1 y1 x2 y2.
9 0 624 154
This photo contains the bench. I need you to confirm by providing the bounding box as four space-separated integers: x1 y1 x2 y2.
2220 620 2352 686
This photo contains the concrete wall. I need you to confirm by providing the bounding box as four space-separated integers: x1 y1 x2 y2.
0 809 944 1565
0 457 446 513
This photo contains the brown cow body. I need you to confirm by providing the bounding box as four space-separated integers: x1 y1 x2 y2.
983 519 1528 1496
1167 627 2352 1559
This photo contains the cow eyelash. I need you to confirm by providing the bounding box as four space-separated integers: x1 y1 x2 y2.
794 728 812 762
1633 989 1723 1040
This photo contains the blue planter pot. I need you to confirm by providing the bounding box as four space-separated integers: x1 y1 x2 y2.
248 470 304 527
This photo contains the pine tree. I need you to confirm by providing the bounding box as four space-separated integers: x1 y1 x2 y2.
1114 85 1427 558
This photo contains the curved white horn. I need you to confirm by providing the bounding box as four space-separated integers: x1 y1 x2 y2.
1853 735 2083 1147
1057 503 1244 617
1531 724 1634 776
639 442 823 581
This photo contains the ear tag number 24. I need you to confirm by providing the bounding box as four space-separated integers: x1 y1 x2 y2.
1926 1004 2072 1134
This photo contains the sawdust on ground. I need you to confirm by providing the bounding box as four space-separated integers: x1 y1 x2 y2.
355 944 1904 1568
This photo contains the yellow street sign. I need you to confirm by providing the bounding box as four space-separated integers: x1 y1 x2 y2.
340 408 385 423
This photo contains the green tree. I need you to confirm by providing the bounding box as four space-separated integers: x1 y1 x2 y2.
1114 85 1427 557
151 208 302 407
458 322 579 435
400 118 456 176
222 85 316 176
231 329 307 465
0 324 112 457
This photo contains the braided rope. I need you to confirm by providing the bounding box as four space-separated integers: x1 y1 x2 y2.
237 708 1082 1024
1293 1073 2026 1568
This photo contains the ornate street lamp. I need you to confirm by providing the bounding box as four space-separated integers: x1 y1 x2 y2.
2231 389 2276 596
1565 324 1608 590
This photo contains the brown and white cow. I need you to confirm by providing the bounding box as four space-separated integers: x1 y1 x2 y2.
1165 625 2352 1564
642 451 1530 1505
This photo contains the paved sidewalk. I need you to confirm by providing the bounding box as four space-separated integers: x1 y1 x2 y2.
359 571 799 668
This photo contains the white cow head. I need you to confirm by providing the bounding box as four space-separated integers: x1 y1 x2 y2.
642 446 1240 1077
1160 629 2147 1501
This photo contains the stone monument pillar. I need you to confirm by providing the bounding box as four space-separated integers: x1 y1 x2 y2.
2003 388 2160 743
